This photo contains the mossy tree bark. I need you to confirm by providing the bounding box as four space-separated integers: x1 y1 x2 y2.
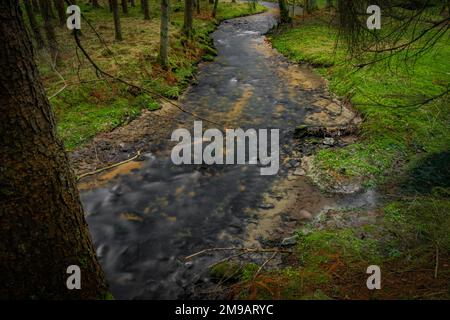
0 0 109 299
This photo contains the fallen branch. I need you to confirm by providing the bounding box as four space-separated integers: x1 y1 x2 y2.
77 150 142 181
185 247 293 260
253 252 277 280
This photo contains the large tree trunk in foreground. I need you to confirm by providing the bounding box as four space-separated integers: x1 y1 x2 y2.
112 0 123 40
0 0 109 299
159 0 169 67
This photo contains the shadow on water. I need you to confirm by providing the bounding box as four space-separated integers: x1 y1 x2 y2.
80 3 377 299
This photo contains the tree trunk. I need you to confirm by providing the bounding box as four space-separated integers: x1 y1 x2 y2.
24 0 45 49
39 0 58 61
92 0 101 8
130 0 136 7
209 0 214 4
112 0 123 40
183 0 193 38
54 0 66 27
305 0 317 13
32 0 41 13
0 0 109 299
196 0 200 14
121 0 129 14
159 0 169 68
212 0 218 18
278 0 291 23
143 0 150 19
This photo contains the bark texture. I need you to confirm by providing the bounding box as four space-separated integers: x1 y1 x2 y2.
0 0 109 299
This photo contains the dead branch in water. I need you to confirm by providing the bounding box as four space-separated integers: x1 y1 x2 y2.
185 247 293 260
77 150 142 181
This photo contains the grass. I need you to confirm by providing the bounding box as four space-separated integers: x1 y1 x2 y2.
227 198 450 299
269 11 450 188
33 1 266 149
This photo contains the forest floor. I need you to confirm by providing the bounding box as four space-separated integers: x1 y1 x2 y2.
36 1 266 174
212 7 450 299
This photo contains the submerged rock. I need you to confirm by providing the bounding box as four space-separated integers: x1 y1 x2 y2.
259 202 275 210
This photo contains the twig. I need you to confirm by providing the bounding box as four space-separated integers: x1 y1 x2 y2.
46 51 68 100
253 252 277 280
185 247 293 260
434 244 439 279
77 150 142 181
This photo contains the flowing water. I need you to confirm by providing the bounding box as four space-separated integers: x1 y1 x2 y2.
80 3 376 299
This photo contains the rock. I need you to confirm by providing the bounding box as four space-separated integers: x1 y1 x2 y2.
323 137 335 146
293 168 306 176
259 202 275 210
281 235 298 247
294 125 308 138
299 209 313 220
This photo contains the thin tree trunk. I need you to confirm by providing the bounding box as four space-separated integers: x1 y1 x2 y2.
92 0 101 8
143 0 150 20
159 0 169 68
212 0 218 18
130 0 136 7
278 0 291 23
39 0 58 61
121 0 129 13
196 0 200 14
183 0 193 38
112 0 123 40
54 0 66 27
0 0 109 299
24 0 45 49
32 0 41 12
